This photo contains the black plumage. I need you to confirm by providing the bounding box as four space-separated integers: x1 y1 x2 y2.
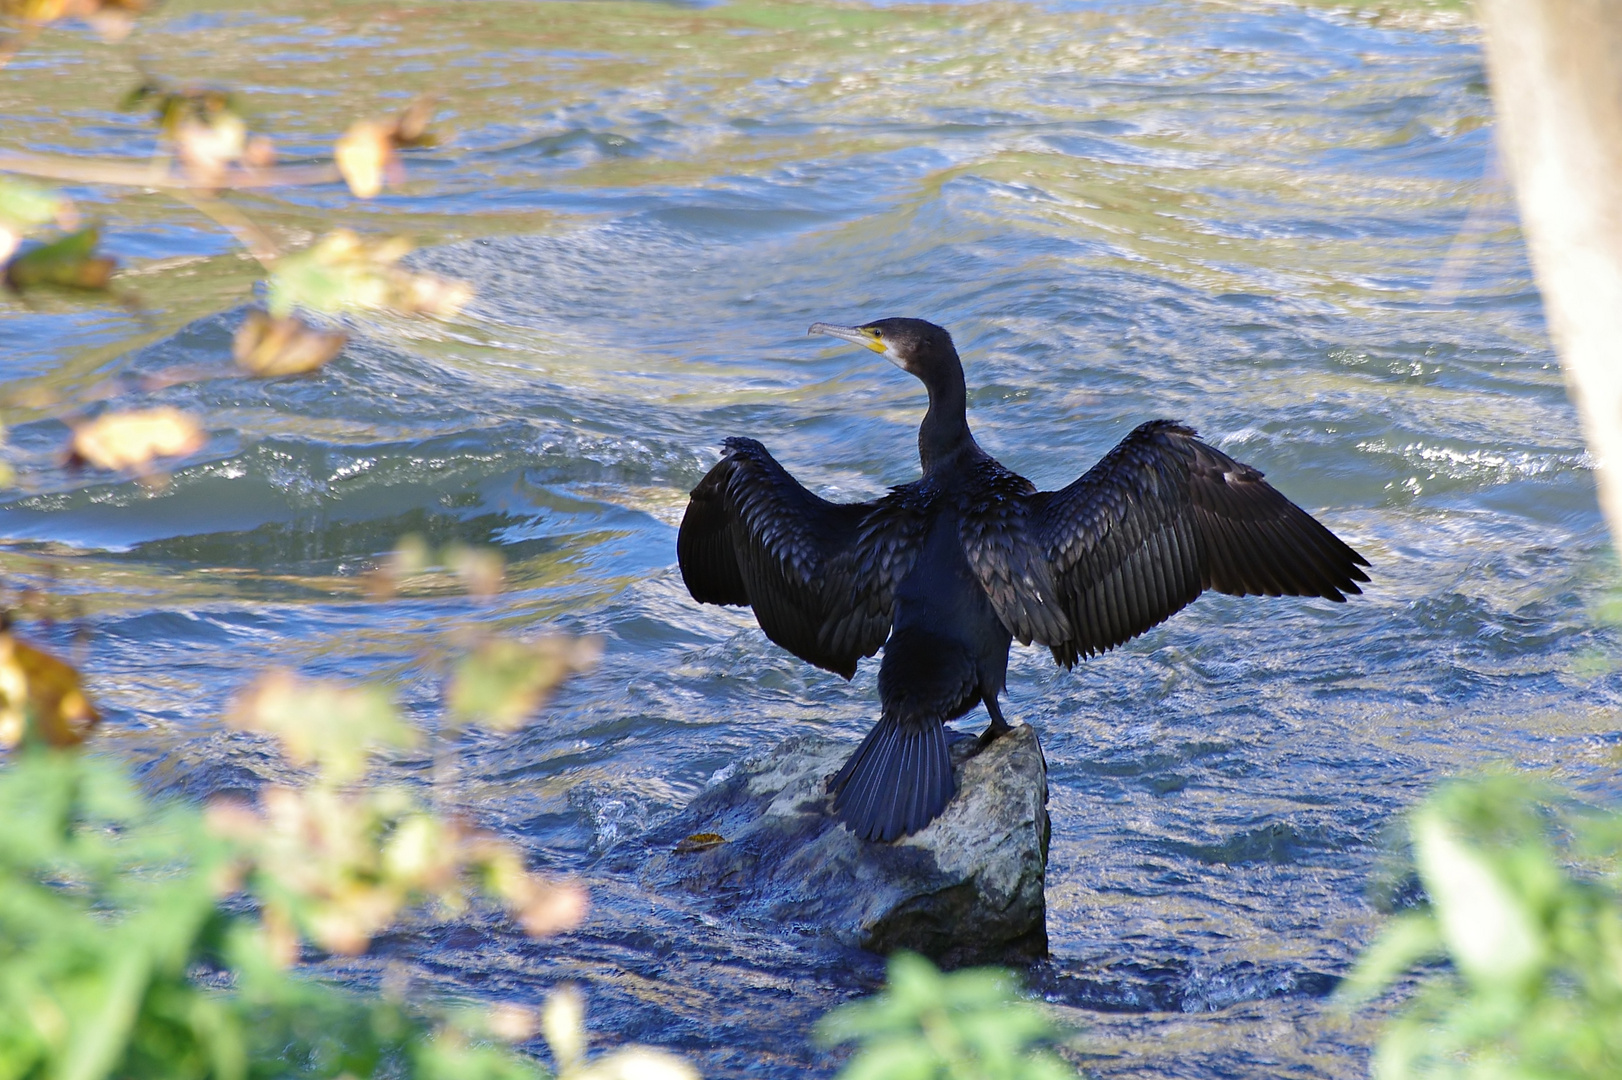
678 318 1369 842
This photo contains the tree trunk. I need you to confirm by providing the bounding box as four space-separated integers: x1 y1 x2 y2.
1478 1 1622 541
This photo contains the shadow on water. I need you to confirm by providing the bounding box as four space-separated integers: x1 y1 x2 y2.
4 0 1621 1076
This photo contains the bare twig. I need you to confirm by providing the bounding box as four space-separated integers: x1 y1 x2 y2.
0 150 341 190
169 190 281 268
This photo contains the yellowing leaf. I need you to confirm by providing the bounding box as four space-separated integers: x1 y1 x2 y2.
267 229 471 320
229 669 416 784
447 635 602 730
175 112 248 186
541 987 587 1072
0 176 74 234
233 310 346 376
333 98 438 198
398 272 473 318
380 814 458 889
9 0 152 35
70 408 205 472
3 228 115 294
443 542 504 599
0 633 101 749
335 119 394 199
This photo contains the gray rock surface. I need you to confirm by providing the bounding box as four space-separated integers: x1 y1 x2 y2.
622 724 1049 967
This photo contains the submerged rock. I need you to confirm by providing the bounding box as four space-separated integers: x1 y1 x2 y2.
622 724 1050 967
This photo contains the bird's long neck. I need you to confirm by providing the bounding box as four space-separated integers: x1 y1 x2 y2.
918 354 977 474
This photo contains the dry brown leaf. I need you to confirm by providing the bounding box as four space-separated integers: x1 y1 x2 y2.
4 228 115 294
673 833 726 854
233 310 346 377
393 96 439 148
70 408 204 471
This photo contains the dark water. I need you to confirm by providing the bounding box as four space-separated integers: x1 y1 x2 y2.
4 0 1619 1075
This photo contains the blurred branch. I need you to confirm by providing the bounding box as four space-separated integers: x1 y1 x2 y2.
0 150 340 190
1478 1 1622 544
171 189 280 267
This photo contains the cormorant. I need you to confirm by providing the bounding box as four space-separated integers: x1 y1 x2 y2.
678 318 1369 842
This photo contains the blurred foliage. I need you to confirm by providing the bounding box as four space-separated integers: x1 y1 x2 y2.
1341 775 1622 1079
0 0 149 41
0 0 471 474
123 81 272 187
368 535 508 601
68 407 206 474
3 227 115 294
0 613 695 1080
0 630 99 749
816 953 1080 1080
335 97 439 199
0 175 73 264
537 986 699 1080
0 747 518 1080
220 667 590 960
448 636 603 731
232 310 347 376
266 229 470 321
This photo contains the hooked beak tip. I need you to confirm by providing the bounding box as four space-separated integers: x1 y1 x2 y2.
807 322 881 351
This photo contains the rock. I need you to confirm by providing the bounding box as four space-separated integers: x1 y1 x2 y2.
622 724 1050 967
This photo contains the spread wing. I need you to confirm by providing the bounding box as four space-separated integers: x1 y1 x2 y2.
957 458 1072 647
677 437 926 679
1033 420 1371 668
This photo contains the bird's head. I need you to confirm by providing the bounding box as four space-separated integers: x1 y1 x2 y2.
808 318 960 384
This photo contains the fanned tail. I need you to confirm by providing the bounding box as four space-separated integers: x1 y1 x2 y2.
828 715 954 842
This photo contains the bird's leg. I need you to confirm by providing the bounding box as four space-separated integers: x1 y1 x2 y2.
978 694 1012 746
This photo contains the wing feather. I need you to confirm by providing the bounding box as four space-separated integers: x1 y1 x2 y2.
1035 420 1370 668
677 437 926 678
957 458 1071 646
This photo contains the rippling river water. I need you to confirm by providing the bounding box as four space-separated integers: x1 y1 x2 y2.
3 0 1618 1076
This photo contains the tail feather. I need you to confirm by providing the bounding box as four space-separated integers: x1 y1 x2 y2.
829 715 954 841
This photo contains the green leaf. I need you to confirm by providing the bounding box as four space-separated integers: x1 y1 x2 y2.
816 954 1079 1080
837 1040 938 1080
1414 809 1544 987
1336 913 1444 1004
